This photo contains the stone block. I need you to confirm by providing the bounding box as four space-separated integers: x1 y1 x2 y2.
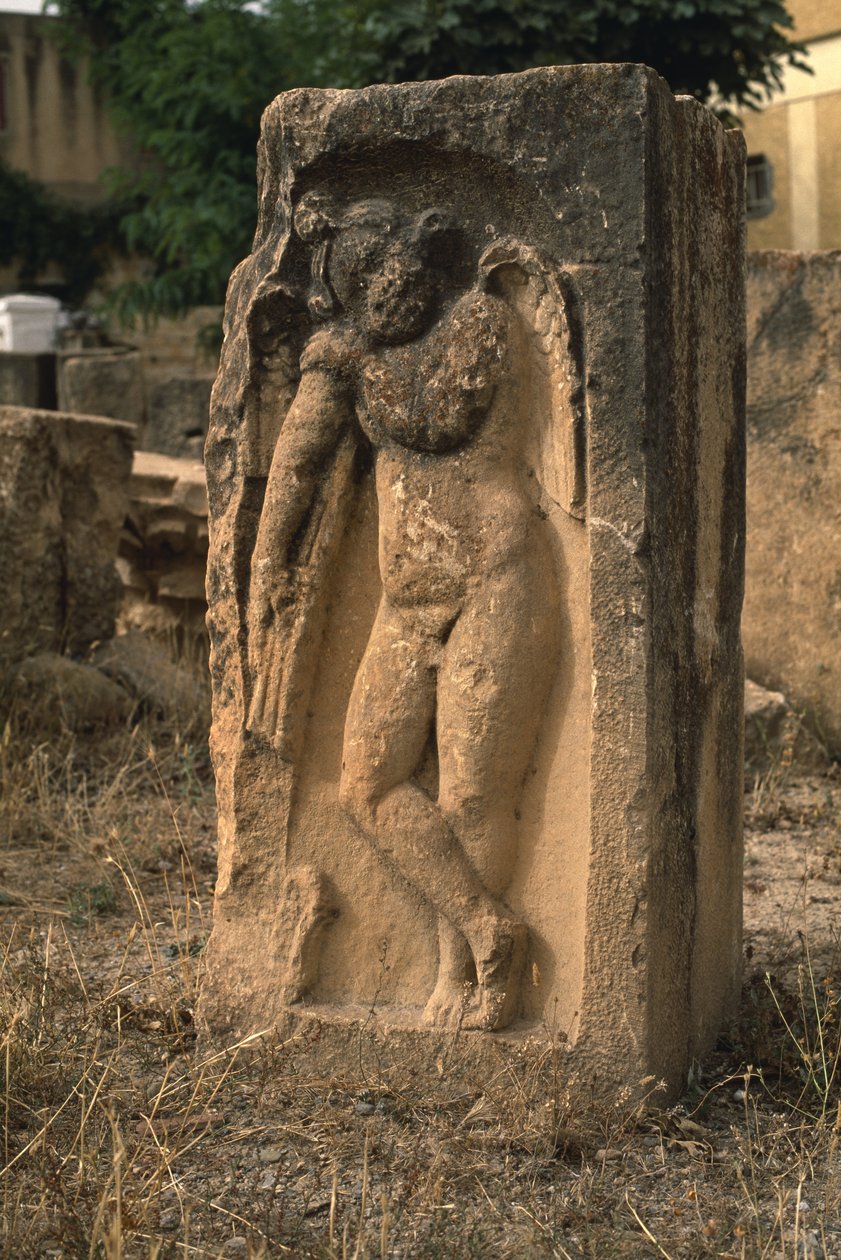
144 375 214 457
200 66 746 1098
129 450 197 503
744 250 841 755
58 348 145 427
0 352 57 409
0 406 134 668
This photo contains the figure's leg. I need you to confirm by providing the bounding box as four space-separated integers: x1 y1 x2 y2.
424 917 474 1027
339 597 519 1023
436 563 561 1029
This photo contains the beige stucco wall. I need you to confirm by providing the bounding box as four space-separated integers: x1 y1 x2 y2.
789 0 841 42
816 91 841 245
740 0 841 249
741 107 792 250
0 13 127 203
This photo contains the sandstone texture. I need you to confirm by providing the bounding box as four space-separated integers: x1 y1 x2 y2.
200 66 745 1097
745 251 841 756
118 451 209 645
0 405 133 670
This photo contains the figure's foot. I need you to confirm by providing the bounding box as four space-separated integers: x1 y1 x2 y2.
422 977 475 1028
467 917 527 1032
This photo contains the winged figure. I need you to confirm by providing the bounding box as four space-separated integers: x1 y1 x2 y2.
239 192 588 1030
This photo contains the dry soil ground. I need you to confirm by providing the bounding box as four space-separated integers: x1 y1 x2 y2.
0 695 839 1259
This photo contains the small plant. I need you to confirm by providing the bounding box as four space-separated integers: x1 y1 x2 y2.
68 880 117 926
747 707 801 826
764 936 841 1121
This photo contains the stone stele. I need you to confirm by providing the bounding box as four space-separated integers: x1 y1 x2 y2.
200 65 746 1097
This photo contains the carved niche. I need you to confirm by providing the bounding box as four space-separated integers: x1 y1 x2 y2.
207 170 592 1036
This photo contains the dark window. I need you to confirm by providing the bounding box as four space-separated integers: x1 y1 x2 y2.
0 59 7 135
746 154 774 219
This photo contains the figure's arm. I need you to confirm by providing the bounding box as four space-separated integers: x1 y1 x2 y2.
416 292 509 452
250 365 351 626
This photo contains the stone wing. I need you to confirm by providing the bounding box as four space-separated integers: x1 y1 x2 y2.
209 261 358 761
478 239 587 520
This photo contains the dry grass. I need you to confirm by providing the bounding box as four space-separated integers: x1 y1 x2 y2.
0 669 840 1258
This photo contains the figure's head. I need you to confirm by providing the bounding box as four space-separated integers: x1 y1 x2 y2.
294 192 454 343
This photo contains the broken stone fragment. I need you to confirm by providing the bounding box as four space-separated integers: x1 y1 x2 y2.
12 653 132 731
117 451 209 648
744 678 829 774
58 348 146 428
93 632 209 732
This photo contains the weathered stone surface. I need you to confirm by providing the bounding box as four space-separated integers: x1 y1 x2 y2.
0 406 133 669
744 251 841 756
200 66 745 1097
57 349 146 428
11 653 132 730
143 375 214 458
0 353 56 409
118 451 209 645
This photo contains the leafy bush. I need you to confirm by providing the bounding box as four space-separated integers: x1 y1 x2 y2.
0 161 126 306
40 0 806 320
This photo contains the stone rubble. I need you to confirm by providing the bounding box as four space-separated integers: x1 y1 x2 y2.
118 450 208 647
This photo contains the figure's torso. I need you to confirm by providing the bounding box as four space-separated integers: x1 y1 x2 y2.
302 289 547 616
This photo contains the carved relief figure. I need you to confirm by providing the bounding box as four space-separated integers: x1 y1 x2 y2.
246 193 586 1031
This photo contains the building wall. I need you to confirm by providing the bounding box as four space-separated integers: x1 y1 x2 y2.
0 12 128 204
789 0 841 42
741 1 841 249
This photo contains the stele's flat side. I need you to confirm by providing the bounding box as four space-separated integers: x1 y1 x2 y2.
199 64 746 1100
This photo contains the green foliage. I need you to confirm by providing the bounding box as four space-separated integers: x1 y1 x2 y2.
49 0 299 322
306 0 807 108
68 880 117 926
46 0 805 320
0 161 125 306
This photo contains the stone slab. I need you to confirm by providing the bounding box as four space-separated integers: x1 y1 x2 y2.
0 405 133 669
744 250 841 755
200 65 746 1098
57 349 146 428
